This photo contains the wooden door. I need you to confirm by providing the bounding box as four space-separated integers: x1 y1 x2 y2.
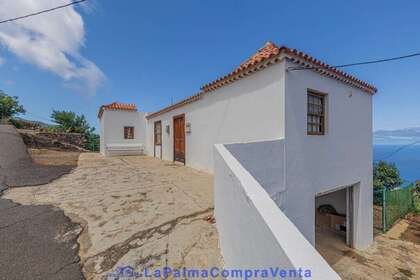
173 114 185 164
154 121 162 159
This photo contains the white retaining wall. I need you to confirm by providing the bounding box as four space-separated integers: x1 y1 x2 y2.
214 144 341 280
225 139 285 206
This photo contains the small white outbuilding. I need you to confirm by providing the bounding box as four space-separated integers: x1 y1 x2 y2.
98 102 147 156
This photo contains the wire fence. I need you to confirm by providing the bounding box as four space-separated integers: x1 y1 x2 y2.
373 184 419 232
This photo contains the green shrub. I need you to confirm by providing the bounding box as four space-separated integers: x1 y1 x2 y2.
85 133 99 152
373 160 403 190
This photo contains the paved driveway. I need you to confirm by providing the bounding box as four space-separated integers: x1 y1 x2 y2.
5 154 222 280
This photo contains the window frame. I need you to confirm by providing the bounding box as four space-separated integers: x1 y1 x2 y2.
124 126 135 139
307 90 327 136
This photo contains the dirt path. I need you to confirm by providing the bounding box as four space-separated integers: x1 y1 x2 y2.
317 219 420 279
5 153 222 280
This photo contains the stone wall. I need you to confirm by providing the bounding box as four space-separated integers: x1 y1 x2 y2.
36 132 86 147
19 131 88 152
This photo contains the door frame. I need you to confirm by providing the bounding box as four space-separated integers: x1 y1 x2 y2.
173 114 186 164
315 184 355 248
346 186 354 247
154 120 162 159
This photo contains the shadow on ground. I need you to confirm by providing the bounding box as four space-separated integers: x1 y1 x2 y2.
0 125 78 187
0 198 84 280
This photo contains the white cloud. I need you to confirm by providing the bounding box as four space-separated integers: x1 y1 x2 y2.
0 0 104 95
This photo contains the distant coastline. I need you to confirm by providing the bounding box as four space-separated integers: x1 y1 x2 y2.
373 144 420 182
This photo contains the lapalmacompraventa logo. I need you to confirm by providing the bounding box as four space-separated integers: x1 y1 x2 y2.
106 266 313 279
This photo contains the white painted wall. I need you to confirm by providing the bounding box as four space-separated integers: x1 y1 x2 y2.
214 144 341 279
146 62 286 173
283 59 373 249
225 140 285 206
100 110 147 156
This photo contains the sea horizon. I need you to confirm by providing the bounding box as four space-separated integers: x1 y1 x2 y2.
373 143 420 182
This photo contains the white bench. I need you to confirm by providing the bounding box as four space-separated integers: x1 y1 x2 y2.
105 143 145 155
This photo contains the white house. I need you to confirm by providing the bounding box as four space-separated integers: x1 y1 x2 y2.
98 102 147 156
99 42 376 273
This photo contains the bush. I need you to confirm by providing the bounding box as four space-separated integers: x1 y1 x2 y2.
85 133 99 152
373 160 403 190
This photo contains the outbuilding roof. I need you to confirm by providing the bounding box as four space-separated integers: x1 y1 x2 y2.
146 41 377 119
98 102 137 118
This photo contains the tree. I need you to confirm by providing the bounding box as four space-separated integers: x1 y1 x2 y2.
51 110 93 134
0 90 25 119
373 160 403 190
50 110 99 152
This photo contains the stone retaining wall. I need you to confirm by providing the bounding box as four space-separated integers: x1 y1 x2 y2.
19 131 88 152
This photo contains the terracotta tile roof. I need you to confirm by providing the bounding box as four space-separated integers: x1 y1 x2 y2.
98 102 137 118
147 41 377 119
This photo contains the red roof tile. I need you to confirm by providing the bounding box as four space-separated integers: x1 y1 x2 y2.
98 102 137 118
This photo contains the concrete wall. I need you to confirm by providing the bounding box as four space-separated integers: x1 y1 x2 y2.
214 144 341 279
283 60 373 249
100 110 147 156
225 139 285 206
146 62 286 173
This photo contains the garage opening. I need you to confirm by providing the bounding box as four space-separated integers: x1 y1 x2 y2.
315 186 354 264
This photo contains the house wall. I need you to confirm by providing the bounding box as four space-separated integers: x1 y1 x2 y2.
214 144 341 279
146 62 286 173
315 188 347 215
100 110 147 156
283 59 373 249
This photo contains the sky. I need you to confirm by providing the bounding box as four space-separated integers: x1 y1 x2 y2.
0 0 419 132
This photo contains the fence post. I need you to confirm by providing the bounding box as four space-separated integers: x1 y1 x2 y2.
382 188 386 232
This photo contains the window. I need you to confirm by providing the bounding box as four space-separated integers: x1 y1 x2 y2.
307 91 326 135
124 126 134 139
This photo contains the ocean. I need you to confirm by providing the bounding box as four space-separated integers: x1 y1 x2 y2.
373 144 420 182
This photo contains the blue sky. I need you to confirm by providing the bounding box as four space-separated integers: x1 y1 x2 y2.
0 0 419 131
